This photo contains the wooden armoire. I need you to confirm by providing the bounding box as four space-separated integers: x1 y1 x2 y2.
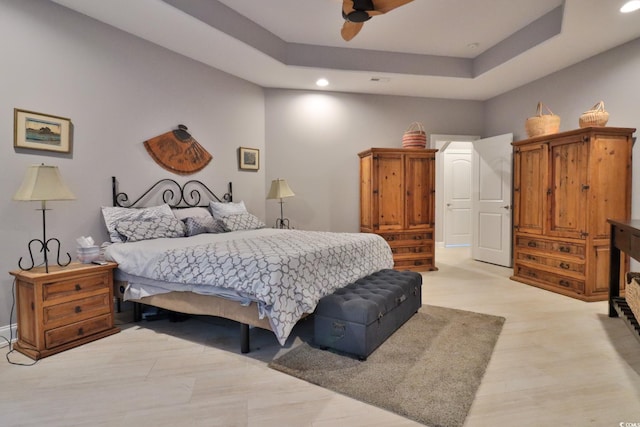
511 127 635 301
359 148 438 272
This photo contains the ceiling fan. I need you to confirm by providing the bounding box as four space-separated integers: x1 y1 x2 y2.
341 0 414 41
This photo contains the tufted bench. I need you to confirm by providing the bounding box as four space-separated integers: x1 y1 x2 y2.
314 269 422 360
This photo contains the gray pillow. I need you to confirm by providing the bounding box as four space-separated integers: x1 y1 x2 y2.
183 216 226 236
115 216 186 242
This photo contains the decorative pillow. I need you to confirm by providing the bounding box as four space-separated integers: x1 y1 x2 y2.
208 200 247 219
219 212 266 232
183 216 226 237
115 216 186 242
172 207 212 220
102 204 174 243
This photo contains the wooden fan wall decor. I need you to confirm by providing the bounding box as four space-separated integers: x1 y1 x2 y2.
143 124 212 175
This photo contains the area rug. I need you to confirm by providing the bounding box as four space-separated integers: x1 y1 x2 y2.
268 305 505 427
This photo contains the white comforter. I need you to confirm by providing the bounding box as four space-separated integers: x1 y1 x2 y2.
105 228 393 344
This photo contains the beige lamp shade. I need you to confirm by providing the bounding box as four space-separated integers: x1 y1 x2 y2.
13 164 76 202
267 179 295 200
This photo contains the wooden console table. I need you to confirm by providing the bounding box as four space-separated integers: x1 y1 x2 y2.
608 219 640 342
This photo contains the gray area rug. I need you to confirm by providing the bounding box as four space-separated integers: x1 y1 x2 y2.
269 305 505 427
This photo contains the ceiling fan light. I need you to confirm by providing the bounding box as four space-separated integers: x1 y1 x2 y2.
316 78 329 87
620 0 640 13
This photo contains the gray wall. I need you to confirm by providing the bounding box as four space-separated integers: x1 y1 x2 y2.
264 91 484 231
485 36 640 217
0 0 265 329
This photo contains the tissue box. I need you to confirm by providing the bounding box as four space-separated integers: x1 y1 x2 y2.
77 246 100 263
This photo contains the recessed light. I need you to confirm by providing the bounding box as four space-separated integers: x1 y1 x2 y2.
316 78 329 87
621 0 640 13
467 42 480 49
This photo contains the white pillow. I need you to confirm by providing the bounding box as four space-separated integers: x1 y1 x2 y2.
208 200 247 219
219 213 266 232
172 207 212 220
101 204 174 243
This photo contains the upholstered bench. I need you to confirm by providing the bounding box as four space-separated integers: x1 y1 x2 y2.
314 269 422 360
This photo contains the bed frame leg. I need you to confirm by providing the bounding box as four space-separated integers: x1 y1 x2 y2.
240 323 250 353
133 302 142 322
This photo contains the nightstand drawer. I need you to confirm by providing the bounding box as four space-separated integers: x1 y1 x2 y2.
45 313 113 349
43 272 110 302
44 292 111 326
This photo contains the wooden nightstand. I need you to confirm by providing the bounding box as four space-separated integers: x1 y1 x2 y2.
9 262 120 360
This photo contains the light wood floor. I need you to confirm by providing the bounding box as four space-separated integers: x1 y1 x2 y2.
2 247 640 426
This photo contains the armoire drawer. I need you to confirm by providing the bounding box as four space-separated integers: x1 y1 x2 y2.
515 236 585 257
515 264 585 294
390 244 434 255
515 252 585 276
380 231 433 246
394 257 435 271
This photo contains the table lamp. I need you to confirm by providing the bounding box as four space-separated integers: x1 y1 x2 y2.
267 178 294 229
13 164 76 273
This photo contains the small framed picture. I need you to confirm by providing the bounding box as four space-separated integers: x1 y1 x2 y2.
238 147 260 171
14 108 72 154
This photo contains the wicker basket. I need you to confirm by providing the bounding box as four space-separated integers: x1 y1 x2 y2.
525 102 561 137
402 122 426 148
579 101 609 128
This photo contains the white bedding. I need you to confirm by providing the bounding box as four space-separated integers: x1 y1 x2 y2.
105 228 393 344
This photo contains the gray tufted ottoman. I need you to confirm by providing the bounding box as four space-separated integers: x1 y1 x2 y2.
314 269 422 360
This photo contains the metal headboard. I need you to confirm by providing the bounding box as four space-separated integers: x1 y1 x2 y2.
111 176 232 208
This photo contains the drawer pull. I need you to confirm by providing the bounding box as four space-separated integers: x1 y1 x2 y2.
559 246 571 253
559 280 571 287
559 262 570 269
414 235 422 240
75 284 81 291
526 254 535 260
77 327 84 336
386 236 395 241
527 241 537 248
75 306 82 313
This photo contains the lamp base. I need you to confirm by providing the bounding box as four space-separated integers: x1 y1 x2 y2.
275 218 291 229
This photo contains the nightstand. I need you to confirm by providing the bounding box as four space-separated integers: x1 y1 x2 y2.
9 262 120 360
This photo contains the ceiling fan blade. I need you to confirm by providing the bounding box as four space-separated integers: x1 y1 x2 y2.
372 0 414 14
341 21 364 41
342 0 356 15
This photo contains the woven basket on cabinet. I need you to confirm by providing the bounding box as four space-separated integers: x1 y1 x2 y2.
525 102 560 137
402 122 427 148
579 101 609 128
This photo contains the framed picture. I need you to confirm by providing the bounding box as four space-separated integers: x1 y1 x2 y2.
14 108 72 153
238 146 260 171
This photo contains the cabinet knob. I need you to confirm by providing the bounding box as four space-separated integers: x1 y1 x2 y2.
77 327 84 336
75 284 81 291
75 306 82 313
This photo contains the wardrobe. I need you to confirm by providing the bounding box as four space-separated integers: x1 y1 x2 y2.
359 148 437 272
512 127 635 301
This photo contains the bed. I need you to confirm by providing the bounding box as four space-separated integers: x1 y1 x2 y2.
104 177 394 353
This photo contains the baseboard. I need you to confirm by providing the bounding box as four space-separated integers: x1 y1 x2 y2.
0 324 17 348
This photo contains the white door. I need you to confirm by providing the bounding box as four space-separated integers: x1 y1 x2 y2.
444 148 472 246
472 134 513 267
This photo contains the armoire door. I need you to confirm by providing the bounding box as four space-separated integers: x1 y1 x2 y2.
513 142 547 235
405 154 434 230
375 153 404 231
548 138 588 239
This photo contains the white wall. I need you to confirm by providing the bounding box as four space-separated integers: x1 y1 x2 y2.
264 90 484 232
0 0 266 327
